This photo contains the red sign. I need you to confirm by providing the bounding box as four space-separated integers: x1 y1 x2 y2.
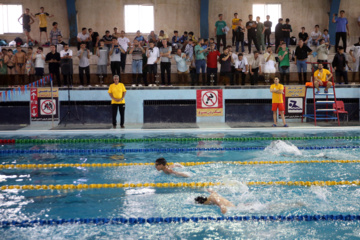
30 88 38 117
196 89 223 117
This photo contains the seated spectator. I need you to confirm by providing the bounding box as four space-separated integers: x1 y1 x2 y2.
188 31 197 44
206 43 220 85
235 53 249 85
174 49 188 85
172 30 182 50
56 35 66 53
158 30 169 47
308 25 322 47
134 30 145 46
146 41 160 87
249 51 262 85
129 39 145 87
77 42 91 87
77 27 91 50
49 22 61 45
179 31 188 46
209 38 217 50
147 31 158 44
112 27 121 39
278 42 291 85
89 28 99 54
298 27 309 45
263 46 276 83
102 30 113 50
97 39 109 86
313 63 333 94
317 39 330 69
332 46 348 84
219 47 234 85
322 29 330 49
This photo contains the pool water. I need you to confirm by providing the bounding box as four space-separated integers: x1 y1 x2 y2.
1 130 360 239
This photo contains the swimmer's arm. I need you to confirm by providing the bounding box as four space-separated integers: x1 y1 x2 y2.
167 168 189 178
169 163 184 168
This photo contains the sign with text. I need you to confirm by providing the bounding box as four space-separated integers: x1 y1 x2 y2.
30 88 59 121
196 90 223 117
285 86 306 119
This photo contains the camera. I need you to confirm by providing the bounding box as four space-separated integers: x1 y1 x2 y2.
66 53 69 56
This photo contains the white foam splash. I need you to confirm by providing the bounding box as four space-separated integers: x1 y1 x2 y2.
264 140 302 156
310 186 331 201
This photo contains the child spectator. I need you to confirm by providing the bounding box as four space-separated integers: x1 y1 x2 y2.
33 47 45 78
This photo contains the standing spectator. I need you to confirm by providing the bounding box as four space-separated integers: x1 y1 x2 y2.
332 10 350 52
60 44 73 86
159 39 172 86
31 7 54 45
108 75 126 129
275 18 283 51
264 15 272 46
56 35 66 53
0 49 9 75
174 49 188 85
313 63 333 94
117 30 130 72
49 22 62 45
232 13 239 46
235 19 245 53
294 39 312 84
317 39 330 69
194 38 208 85
102 30 113 51
322 29 330 50
246 15 259 54
219 47 234 85
332 46 348 84
298 27 309 44
209 38 217 50
256 16 265 53
215 14 227 51
249 51 262 85
172 31 182 50
7 49 16 75
14 46 26 75
45 45 61 86
110 37 125 78
33 47 45 78
142 51 148 86
185 39 195 60
270 77 288 127
263 46 276 83
77 42 91 87
206 43 220 85
89 28 99 54
129 39 145 87
97 40 109 86
282 18 292 47
278 42 291 85
25 47 34 80
308 25 322 47
235 53 249 85
112 27 121 39
77 27 91 50
134 30 145 46
18 8 34 44
146 41 160 87
349 38 360 82
147 31 158 44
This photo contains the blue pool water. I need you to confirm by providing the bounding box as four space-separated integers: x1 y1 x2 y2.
1 130 360 239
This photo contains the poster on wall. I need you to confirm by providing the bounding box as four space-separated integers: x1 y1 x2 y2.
196 89 223 117
284 86 306 119
30 88 59 121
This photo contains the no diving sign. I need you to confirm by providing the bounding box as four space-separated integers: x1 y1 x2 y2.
40 99 56 115
196 89 223 117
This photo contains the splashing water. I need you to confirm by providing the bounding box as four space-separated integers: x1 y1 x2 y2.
264 140 302 156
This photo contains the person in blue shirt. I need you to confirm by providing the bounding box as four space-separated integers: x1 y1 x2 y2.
332 10 350 52
134 30 145 46
172 30 182 50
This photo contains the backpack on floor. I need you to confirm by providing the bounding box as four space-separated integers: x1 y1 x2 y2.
14 37 24 46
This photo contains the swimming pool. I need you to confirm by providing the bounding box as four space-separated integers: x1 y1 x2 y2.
1 130 360 239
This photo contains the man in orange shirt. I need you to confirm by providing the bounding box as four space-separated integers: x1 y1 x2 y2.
108 75 126 129
314 63 333 94
270 77 288 127
232 13 239 46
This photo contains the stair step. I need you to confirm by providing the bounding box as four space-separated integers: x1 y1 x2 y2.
316 109 336 112
315 93 334 95
303 114 338 120
316 101 335 104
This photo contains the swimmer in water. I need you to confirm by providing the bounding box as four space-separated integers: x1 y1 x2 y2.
155 157 189 178
194 188 235 214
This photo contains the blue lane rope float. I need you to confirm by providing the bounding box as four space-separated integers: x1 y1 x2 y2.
2 215 360 227
0 145 359 155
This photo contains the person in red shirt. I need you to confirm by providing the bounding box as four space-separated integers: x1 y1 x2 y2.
206 43 220 85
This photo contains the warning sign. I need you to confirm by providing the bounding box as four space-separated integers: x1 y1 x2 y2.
196 90 223 117
30 88 59 121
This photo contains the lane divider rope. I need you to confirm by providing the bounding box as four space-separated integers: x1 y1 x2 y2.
2 180 360 191
2 136 359 145
2 159 360 170
1 145 359 155
2 214 360 227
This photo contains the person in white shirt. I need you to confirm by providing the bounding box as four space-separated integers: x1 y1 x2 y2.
77 42 91 87
117 30 130 72
110 37 125 78
77 27 91 50
263 46 277 83
60 44 73 86
308 25 322 47
32 47 45 78
234 53 249 85
146 41 160 86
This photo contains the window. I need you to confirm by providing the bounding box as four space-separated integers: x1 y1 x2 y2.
124 5 154 34
0 4 23 34
252 4 281 32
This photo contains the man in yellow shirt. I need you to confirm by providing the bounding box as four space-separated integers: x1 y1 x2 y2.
31 7 54 45
232 13 239 46
108 75 127 128
314 63 333 94
270 77 288 127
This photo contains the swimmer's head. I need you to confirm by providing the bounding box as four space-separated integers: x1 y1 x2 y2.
155 157 167 171
194 196 208 204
